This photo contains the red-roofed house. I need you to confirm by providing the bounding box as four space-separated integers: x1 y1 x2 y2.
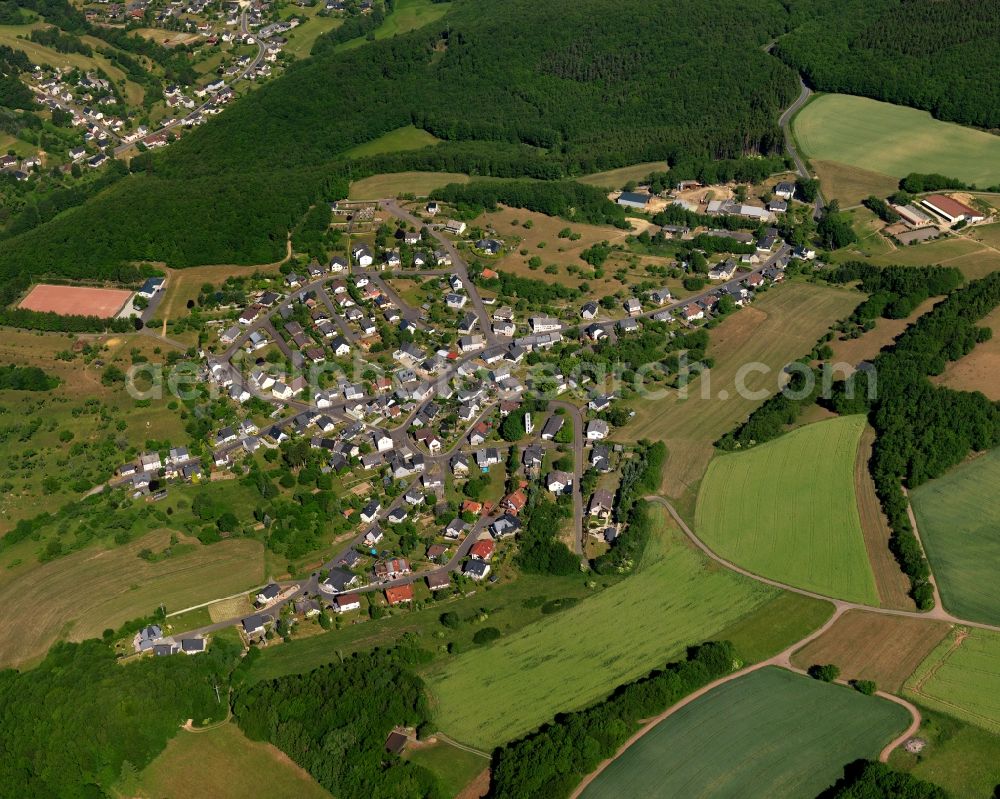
462 499 483 515
385 584 414 606
469 539 495 561
501 489 527 515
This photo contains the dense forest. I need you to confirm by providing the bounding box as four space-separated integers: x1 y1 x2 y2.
0 639 238 797
776 0 1000 128
233 646 444 798
821 760 948 798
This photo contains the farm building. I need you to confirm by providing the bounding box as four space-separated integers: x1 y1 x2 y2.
921 194 985 224
617 191 654 210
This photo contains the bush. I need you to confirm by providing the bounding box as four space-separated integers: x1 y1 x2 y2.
850 679 877 695
808 663 840 682
472 627 501 645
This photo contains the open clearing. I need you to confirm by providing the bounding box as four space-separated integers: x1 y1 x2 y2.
348 170 472 199
18 283 133 318
577 161 666 190
340 0 451 50
618 281 860 504
790 610 949 692
910 447 1000 625
579 666 911 799
863 233 1000 280
0 530 264 669
345 125 441 158
932 304 1000 400
829 297 938 371
696 415 879 604
405 740 487 797
426 505 780 748
890 707 1000 799
794 94 1000 186
127 721 331 799
855 426 914 609
811 159 898 207
905 627 1000 734
156 263 279 325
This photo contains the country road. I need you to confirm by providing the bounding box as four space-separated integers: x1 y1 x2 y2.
778 77 825 220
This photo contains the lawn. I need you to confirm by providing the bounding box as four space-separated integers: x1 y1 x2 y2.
618 281 861 505
790 610 950 692
345 125 441 158
405 740 487 797
905 627 1000 734
348 170 472 199
910 446 1000 624
932 304 1000 400
695 415 880 604
577 161 667 190
579 667 911 799
124 721 331 799
890 707 1000 799
425 505 780 748
794 94 1000 186
0 529 265 669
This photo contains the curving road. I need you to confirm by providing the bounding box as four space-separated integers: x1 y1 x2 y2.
778 77 825 220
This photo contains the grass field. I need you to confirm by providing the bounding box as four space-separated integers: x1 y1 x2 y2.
905 627 1000 734
709 591 834 665
577 161 666 190
790 610 949 692
829 297 938 371
863 233 1000 280
580 667 911 799
618 281 860 504
933 304 1000 400
910 447 1000 625
283 14 343 59
695 415 879 604
0 529 264 668
890 707 1000 799
811 159 899 207
794 94 1000 186
405 740 487 797
855 426 914 609
340 0 451 50
156 264 279 327
125 722 331 799
425 505 780 748
348 170 472 199
345 125 440 158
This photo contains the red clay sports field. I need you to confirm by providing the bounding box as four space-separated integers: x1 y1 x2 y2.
18 284 133 318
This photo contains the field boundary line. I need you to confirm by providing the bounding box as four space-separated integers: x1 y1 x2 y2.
432 733 491 759
166 586 268 617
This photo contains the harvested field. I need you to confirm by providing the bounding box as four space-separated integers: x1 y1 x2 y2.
0 530 264 669
208 594 255 623
855 426 915 609
829 297 938 371
811 159 898 207
18 283 133 318
619 281 860 503
932 305 1000 399
790 610 950 692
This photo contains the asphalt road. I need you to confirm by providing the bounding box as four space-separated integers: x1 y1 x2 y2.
778 78 825 220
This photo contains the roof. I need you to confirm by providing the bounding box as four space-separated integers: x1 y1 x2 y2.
385 584 414 604
470 539 496 559
618 191 652 205
385 731 408 754
922 194 979 219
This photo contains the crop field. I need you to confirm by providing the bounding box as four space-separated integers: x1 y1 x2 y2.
810 159 898 207
618 281 860 504
125 722 331 799
890 708 1000 799
425 505 780 748
905 627 1000 734
577 161 667 190
695 415 880 604
348 170 472 199
579 667 911 799
910 447 1000 624
932 305 1000 400
344 125 441 158
855 426 914 609
18 283 133 318
794 94 1000 186
0 529 264 669
790 610 949 692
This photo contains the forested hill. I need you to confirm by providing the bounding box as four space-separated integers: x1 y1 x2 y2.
1 0 997 298
0 0 798 293
776 0 1000 128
